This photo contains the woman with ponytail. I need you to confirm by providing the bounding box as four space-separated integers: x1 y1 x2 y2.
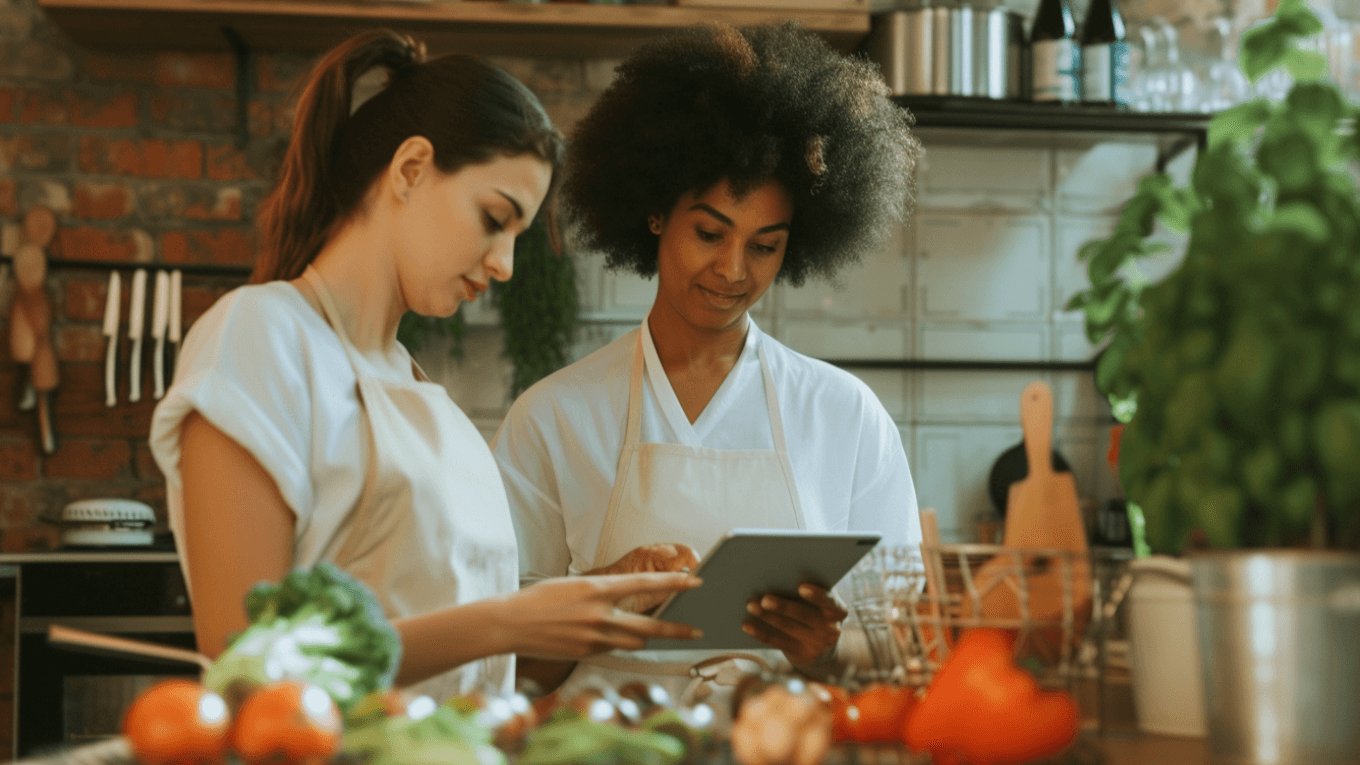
149 30 701 702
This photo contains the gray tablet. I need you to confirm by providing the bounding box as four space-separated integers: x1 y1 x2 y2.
646 528 882 651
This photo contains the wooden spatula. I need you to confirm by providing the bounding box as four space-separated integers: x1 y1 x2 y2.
967 382 1091 659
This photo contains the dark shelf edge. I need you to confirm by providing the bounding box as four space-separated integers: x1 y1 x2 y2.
825 358 1097 371
892 96 1213 134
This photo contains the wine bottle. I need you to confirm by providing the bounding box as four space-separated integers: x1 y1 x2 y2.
1081 0 1130 104
1030 0 1079 103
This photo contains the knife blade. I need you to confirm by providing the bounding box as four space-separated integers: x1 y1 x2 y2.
127 269 147 404
167 269 182 381
102 270 121 408
151 270 169 400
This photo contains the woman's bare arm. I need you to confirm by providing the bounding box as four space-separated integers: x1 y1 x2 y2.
179 411 296 658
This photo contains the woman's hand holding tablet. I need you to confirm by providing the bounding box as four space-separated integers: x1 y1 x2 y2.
743 583 849 668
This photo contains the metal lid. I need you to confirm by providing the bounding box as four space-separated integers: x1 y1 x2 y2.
60 499 156 525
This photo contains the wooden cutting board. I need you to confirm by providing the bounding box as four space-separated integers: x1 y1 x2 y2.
966 382 1091 659
1004 382 1087 552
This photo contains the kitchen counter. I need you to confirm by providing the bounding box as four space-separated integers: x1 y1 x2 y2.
0 550 178 566
1096 731 1209 765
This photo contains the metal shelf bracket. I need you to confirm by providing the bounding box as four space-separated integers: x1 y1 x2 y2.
221 25 253 150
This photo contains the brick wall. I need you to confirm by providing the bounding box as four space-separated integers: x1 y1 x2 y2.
0 0 621 552
0 0 315 548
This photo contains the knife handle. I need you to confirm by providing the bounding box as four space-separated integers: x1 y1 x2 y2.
153 337 166 399
105 335 118 408
129 338 142 403
37 391 56 456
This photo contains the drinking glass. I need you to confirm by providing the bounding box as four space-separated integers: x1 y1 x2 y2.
1199 16 1251 111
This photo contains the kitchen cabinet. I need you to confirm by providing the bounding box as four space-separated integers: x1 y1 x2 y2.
0 551 195 760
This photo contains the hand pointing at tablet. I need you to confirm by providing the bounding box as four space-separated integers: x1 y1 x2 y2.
743 583 849 670
587 543 701 613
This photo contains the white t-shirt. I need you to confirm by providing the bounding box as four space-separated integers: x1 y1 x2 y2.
151 282 381 569
150 282 519 699
491 319 922 585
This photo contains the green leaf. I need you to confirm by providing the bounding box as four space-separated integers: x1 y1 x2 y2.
1314 401 1360 477
1125 501 1152 558
1209 99 1274 149
1274 0 1326 37
1282 48 1328 81
1196 485 1245 548
1267 201 1330 242
1241 23 1293 83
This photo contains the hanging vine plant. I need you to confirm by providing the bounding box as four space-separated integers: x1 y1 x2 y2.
396 218 578 398
493 219 579 397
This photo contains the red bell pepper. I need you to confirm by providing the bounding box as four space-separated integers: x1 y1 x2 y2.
904 628 1080 765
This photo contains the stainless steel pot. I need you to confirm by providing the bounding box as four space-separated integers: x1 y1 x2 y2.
930 5 952 94
867 6 1021 98
1190 550 1360 765
865 8 933 95
971 6 1012 99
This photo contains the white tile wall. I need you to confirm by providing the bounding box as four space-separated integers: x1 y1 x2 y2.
916 213 1050 322
913 424 1023 542
420 132 1195 543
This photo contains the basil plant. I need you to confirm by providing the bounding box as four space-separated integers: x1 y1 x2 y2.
1068 0 1360 553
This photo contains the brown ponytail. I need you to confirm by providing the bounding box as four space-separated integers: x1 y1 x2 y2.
251 30 564 284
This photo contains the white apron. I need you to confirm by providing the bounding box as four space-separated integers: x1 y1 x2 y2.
303 267 520 702
560 320 808 719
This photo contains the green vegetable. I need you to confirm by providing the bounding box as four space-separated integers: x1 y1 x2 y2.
343 702 504 765
518 712 686 765
203 563 402 713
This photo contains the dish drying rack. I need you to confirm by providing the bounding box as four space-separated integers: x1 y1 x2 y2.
849 544 1135 694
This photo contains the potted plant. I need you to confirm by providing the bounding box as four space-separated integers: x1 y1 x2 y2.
1067 0 1360 761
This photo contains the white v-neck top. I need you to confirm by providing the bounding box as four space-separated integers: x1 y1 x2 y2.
492 318 921 584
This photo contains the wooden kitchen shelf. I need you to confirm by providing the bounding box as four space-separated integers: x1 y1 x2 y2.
37 0 871 58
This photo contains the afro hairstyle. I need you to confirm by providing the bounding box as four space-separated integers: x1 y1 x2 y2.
560 21 922 287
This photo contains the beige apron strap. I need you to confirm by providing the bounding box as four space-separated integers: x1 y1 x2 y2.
757 344 806 530
298 267 385 568
592 329 647 570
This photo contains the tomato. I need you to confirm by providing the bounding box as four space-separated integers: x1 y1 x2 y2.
230 681 342 765
844 684 915 745
122 679 231 765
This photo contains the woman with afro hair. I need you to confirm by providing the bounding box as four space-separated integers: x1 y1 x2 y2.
492 21 924 706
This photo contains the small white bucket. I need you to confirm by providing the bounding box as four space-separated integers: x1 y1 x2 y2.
1126 555 1207 738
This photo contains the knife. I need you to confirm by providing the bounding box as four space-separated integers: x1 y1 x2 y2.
127 269 147 404
167 269 182 380
151 270 169 400
102 271 121 408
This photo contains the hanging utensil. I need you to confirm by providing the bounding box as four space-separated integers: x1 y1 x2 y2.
102 270 121 408
151 270 169 400
9 244 38 415
167 269 182 380
127 269 147 404
32 340 58 455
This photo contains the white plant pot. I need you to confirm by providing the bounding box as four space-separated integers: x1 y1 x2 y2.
1126 555 1207 738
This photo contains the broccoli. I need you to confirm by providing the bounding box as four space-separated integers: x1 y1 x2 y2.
203 563 402 713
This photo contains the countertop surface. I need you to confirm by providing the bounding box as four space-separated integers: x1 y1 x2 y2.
1095 731 1209 765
